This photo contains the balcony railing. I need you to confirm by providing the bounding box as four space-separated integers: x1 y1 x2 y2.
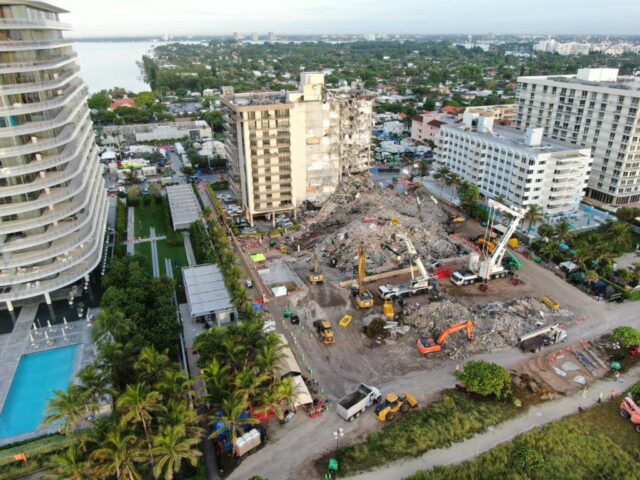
0 126 94 177
0 18 72 30
0 39 73 51
0 80 84 117
0 53 78 75
0 67 80 95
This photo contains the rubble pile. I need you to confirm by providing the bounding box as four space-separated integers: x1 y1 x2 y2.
305 175 461 272
403 297 561 358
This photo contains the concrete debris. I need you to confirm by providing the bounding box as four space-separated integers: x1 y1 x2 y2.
553 366 567 377
573 375 587 385
561 361 581 371
403 297 567 359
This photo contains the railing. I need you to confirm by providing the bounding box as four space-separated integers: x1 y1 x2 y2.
0 126 94 177
0 68 80 95
0 53 78 74
0 39 73 51
0 18 72 29
0 91 87 138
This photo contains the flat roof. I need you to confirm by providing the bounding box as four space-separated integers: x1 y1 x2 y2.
0 1 68 13
183 264 233 317
166 184 201 229
443 124 588 155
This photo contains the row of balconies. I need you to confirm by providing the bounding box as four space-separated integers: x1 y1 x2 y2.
0 18 72 30
0 52 78 75
0 89 86 139
0 125 94 177
0 79 84 117
0 67 80 96
0 191 106 287
0 165 102 235
0 39 73 52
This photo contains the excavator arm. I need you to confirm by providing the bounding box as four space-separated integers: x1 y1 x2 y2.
358 245 367 296
436 320 474 347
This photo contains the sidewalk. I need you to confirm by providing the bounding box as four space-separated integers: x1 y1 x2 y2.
349 366 640 480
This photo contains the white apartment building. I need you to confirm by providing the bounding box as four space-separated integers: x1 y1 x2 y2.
438 111 592 216
222 73 373 224
0 1 107 309
516 68 640 206
533 39 591 56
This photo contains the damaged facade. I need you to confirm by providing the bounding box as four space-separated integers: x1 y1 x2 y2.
222 73 374 224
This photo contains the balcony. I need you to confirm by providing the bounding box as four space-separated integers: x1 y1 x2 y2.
0 110 90 159
0 91 87 138
0 80 84 117
0 126 94 177
0 52 78 75
0 39 74 52
0 171 103 235
0 143 93 198
0 68 80 96
0 18 72 30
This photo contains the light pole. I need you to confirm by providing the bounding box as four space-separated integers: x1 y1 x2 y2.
333 428 344 451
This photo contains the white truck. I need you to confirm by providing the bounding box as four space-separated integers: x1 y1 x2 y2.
337 384 382 422
378 235 435 300
518 324 567 353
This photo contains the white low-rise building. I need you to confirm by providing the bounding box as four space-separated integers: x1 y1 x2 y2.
438 111 593 216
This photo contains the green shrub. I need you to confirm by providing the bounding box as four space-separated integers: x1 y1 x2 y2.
455 361 512 400
611 327 640 348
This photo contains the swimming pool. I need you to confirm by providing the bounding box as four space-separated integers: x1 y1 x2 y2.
0 345 80 439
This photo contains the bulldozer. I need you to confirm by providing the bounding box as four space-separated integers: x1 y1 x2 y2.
374 392 418 421
417 320 474 355
313 320 335 345
309 254 325 285
383 299 395 320
354 245 374 309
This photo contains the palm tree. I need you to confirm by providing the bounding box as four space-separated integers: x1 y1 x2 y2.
540 240 562 264
495 194 506 204
584 270 600 282
116 383 166 463
47 445 93 480
434 165 450 197
157 369 194 401
273 378 299 420
234 369 269 404
44 385 95 448
256 343 283 383
151 425 202 480
162 399 200 432
605 222 633 252
210 394 257 446
201 358 231 405
78 365 111 414
447 173 460 202
523 204 543 233
554 219 573 244
134 347 170 385
91 426 145 480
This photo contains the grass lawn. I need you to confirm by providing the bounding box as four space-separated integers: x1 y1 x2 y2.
134 203 166 238
408 394 640 480
134 241 153 276
0 434 71 480
133 237 189 303
318 391 519 477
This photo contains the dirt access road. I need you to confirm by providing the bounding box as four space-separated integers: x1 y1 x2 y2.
228 254 638 480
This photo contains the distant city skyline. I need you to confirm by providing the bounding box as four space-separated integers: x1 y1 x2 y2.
55 0 639 38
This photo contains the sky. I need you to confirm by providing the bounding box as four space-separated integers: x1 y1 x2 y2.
54 0 640 37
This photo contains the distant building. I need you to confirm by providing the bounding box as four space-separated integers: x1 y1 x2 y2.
516 68 640 206
465 104 518 125
533 39 590 56
109 97 136 110
411 112 460 144
267 31 276 41
251 32 259 41
101 120 212 144
438 110 593 216
222 73 374 224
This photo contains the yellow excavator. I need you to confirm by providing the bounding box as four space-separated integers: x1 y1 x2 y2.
354 245 374 309
309 254 325 285
374 392 418 421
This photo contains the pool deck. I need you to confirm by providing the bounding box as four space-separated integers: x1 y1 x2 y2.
0 304 98 445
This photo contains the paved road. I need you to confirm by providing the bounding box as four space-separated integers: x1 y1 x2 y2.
126 206 135 255
183 231 197 266
350 365 640 480
150 227 160 278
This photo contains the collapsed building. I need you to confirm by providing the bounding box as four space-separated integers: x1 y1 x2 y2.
221 73 374 224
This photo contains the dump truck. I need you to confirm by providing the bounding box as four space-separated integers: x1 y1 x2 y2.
517 324 567 353
620 396 640 433
313 320 335 345
374 392 418 421
337 384 382 422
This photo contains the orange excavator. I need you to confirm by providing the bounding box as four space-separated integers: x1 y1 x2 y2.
417 320 474 355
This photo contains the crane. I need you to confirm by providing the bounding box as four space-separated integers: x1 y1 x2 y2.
377 235 435 300
417 320 474 355
451 199 524 286
309 253 324 285
355 245 374 309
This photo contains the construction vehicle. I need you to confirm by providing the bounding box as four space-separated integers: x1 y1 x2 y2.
313 320 335 345
517 324 567 353
353 245 374 309
378 235 435 300
309 254 325 285
374 392 418 421
541 296 560 310
383 299 395 319
337 384 382 422
417 320 474 355
451 199 524 286
620 396 640 432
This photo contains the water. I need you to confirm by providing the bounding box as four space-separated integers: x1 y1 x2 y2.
72 40 207 94
0 345 80 439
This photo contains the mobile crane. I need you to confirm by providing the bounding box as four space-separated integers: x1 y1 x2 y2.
309 254 325 285
451 199 524 286
353 245 374 309
417 320 474 355
378 235 436 300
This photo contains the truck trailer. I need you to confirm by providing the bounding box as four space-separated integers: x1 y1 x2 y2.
337 384 382 422
517 324 567 353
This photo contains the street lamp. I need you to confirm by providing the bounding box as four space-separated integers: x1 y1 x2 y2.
333 428 344 451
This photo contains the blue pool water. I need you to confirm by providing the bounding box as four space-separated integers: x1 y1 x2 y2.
0 345 80 439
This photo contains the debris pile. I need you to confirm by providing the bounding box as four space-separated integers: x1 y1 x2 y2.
304 175 462 272
403 297 565 358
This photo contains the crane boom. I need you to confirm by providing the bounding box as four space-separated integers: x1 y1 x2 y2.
398 234 430 280
480 201 524 280
358 245 367 295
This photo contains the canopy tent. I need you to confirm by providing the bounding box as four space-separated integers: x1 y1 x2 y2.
251 253 266 263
